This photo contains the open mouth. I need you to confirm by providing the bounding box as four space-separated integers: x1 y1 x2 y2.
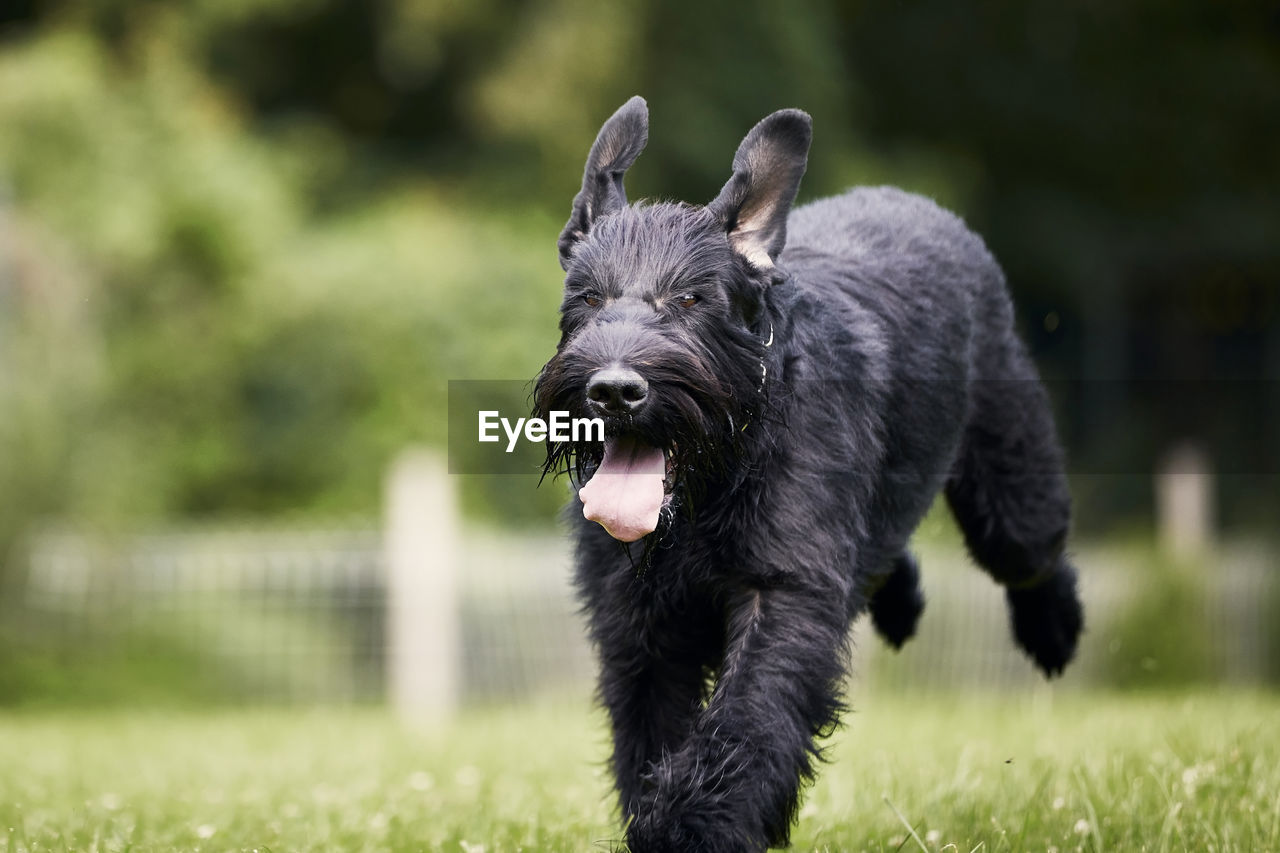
578 435 676 542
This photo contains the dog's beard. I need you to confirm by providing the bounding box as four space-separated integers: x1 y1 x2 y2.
534 372 757 542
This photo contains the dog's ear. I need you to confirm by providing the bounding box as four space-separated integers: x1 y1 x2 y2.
708 109 811 271
558 96 649 270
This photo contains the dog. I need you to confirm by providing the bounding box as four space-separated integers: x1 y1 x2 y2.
535 96 1083 853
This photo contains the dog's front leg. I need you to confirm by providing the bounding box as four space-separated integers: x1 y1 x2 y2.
597 636 709 823
627 585 848 853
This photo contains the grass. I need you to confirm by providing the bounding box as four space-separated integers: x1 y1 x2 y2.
1 691 1278 852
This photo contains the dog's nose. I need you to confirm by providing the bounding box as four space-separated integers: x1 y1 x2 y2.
587 367 649 415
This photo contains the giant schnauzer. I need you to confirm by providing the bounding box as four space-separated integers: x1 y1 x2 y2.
535 96 1083 853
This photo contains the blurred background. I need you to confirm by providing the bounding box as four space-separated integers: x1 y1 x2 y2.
0 0 1277 710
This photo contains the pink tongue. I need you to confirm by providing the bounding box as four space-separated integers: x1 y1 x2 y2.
579 437 666 542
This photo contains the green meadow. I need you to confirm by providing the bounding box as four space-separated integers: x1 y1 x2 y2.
3 691 1277 852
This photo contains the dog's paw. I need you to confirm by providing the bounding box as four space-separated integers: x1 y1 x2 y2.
626 799 765 853
625 817 710 853
868 553 925 650
1006 561 1083 677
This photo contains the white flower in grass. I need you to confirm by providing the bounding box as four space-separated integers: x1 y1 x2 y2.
99 793 121 811
1072 818 1090 835
1181 761 1216 796
195 824 216 839
1052 796 1065 810
925 829 941 844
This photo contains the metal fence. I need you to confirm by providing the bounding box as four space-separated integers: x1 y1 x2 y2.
22 525 389 703
18 524 595 705
9 459 1279 707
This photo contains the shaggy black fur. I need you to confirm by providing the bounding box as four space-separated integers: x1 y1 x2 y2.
534 96 1084 853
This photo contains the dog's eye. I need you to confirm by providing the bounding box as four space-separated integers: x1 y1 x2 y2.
583 294 602 308
678 294 699 308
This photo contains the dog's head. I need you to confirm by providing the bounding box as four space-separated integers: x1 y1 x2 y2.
535 97 811 542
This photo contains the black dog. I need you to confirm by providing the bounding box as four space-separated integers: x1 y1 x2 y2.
535 97 1083 853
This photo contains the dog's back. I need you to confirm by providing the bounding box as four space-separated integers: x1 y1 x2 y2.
783 185 1018 382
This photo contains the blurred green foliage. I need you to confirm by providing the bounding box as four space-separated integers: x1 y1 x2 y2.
1100 553 1216 689
0 619 246 708
0 0 1276 572
1 595 385 706
0 13 575 563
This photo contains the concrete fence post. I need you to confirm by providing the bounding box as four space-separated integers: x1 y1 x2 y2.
1156 442 1214 559
385 449 459 717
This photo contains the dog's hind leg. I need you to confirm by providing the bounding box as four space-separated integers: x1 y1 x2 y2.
944 345 1084 676
868 551 925 649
